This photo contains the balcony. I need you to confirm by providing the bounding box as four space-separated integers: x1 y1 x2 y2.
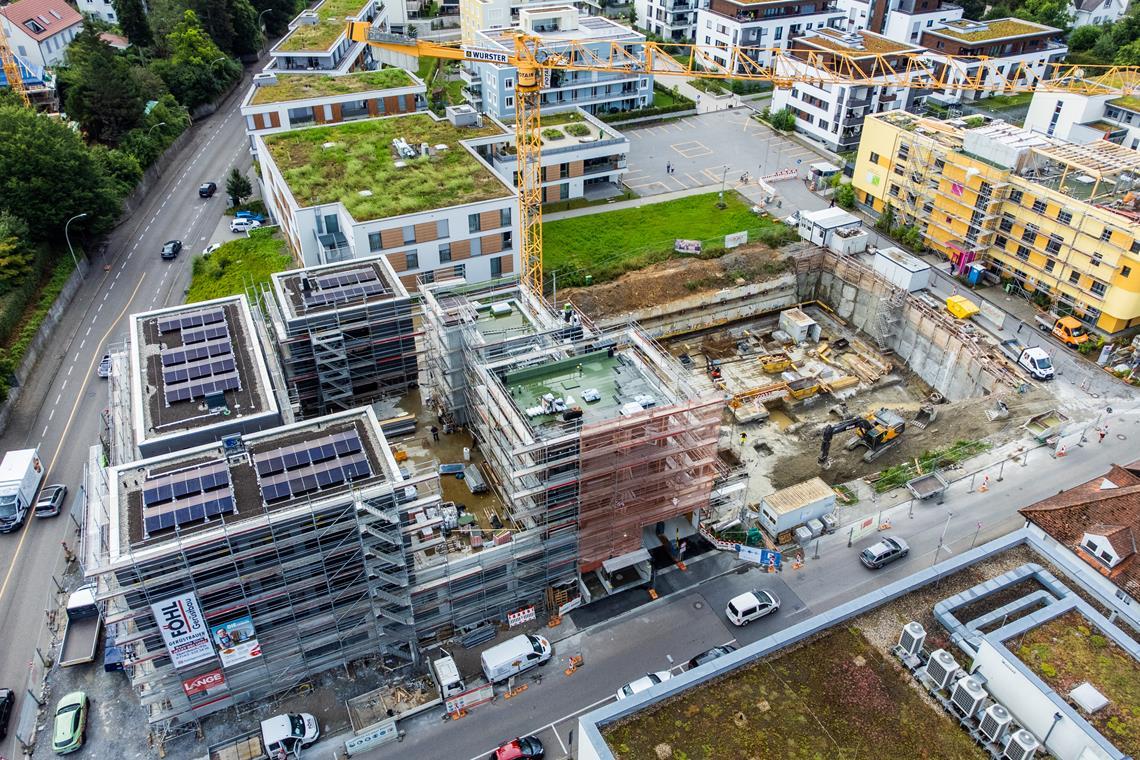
459 67 480 86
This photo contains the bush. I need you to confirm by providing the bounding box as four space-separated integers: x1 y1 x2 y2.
565 123 590 137
598 101 694 123
541 128 566 140
834 183 856 210
767 107 796 132
0 257 74 402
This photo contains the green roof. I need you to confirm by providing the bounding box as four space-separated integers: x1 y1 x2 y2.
250 69 416 105
263 114 510 221
276 0 370 52
933 18 1049 42
1109 95 1140 112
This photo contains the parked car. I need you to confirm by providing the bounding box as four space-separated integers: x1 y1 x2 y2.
230 217 261 233
160 240 182 260
725 590 780 626
203 242 222 256
615 670 672 701
491 736 544 760
234 210 266 222
860 536 910 569
0 687 14 741
198 181 217 198
35 484 67 518
687 644 737 670
97 354 112 378
52 691 88 755
784 211 800 228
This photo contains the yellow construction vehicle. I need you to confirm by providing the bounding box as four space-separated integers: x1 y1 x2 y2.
818 408 905 466
347 25 1140 301
759 353 792 373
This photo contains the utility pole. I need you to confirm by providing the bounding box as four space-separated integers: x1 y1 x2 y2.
932 511 953 566
64 212 88 271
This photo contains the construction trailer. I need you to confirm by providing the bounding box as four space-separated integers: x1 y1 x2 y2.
260 255 420 418
82 407 439 737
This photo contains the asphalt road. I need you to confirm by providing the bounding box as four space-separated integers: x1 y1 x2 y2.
0 75 254 757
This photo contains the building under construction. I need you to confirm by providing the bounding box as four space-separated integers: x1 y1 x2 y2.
259 254 419 418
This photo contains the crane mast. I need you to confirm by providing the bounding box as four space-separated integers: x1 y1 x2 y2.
348 24 1140 300
1 24 30 107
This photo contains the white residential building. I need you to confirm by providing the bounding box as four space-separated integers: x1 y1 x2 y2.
459 0 568 44
0 0 82 69
771 28 929 152
256 108 520 290
835 0 962 42
635 0 708 42
694 0 846 71
268 0 410 76
1071 0 1126 26
463 6 652 120
1024 86 1140 150
76 0 119 25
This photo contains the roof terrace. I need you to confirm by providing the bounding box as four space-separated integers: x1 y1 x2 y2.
930 17 1056 42
271 253 409 322
276 0 372 53
248 68 419 106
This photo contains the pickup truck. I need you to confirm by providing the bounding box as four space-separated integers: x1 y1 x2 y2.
999 339 1054 381
60 586 103 667
1034 314 1089 349
0 448 44 533
209 713 319 760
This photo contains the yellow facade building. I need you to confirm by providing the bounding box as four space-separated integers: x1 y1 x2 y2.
853 112 1140 335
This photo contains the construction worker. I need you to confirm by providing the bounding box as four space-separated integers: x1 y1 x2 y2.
430 425 439 442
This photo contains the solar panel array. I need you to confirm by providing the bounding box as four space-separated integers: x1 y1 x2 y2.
157 308 242 406
141 460 235 535
303 267 386 309
253 430 372 503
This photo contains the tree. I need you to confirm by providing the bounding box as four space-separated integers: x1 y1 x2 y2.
112 0 153 47
834 183 856 210
1069 24 1104 51
226 167 252 207
151 10 239 109
769 107 796 131
0 211 33 292
0 104 123 240
60 29 146 145
226 0 264 56
1014 0 1072 28
190 0 236 53
628 6 637 26
1115 38 1140 65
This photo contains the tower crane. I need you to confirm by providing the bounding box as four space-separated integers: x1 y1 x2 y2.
1 23 30 107
347 23 1140 298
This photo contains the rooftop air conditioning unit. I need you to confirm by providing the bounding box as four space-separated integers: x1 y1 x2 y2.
296 10 318 25
253 72 278 87
1002 730 1039 760
924 649 960 691
951 676 987 719
979 704 1012 744
898 622 926 656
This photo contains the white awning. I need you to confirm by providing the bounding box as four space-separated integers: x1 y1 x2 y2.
602 548 651 574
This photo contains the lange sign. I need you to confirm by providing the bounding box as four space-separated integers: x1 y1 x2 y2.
463 47 510 64
151 593 214 669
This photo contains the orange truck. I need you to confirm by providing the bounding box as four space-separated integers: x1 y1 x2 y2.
1034 314 1089 348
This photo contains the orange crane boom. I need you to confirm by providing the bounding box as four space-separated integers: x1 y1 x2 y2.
348 25 1140 299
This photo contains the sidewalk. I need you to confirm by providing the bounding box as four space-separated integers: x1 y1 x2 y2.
543 184 725 221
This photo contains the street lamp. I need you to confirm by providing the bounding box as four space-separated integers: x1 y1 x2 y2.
64 212 88 271
146 121 167 136
209 56 227 68
257 8 272 51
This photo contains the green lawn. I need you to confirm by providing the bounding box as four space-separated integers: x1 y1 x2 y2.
187 230 293 303
542 192 794 285
652 90 676 108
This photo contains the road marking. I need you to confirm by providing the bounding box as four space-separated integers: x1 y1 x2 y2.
48 408 55 422
464 694 616 760
54 393 61 405
41 425 48 439
145 223 151 232
85 326 91 336
67 365 73 377
79 338 85 349
0 274 145 605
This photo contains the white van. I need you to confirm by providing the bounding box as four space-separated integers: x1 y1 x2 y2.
480 634 552 684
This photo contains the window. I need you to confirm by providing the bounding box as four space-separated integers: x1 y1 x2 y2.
774 27 782 40
402 225 415 244
1031 199 1047 214
468 213 481 233
995 235 1008 248
1009 189 1023 204
505 96 514 108
405 251 419 270
505 78 514 88
491 257 503 277
1123 265 1133 277
1132 240 1140 254
368 232 381 252
1046 234 1062 254
500 208 511 227
1101 227 1113 242
422 270 435 284
1091 252 1102 267
471 237 482 256
1045 258 1056 273
436 219 449 238
453 264 466 279
1016 245 1030 261
1058 210 1073 225
501 231 512 249
1084 537 1100 553
869 152 880 164
1069 271 1081 285
1091 281 1107 296
439 243 452 263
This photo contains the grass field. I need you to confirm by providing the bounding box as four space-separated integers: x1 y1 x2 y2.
187 230 293 303
542 192 794 285
604 626 986 760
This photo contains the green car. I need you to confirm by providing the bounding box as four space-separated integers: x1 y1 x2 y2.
52 691 88 754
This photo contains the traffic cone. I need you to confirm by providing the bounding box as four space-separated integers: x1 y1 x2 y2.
979 475 989 493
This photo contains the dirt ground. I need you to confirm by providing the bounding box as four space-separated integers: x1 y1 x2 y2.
561 243 791 320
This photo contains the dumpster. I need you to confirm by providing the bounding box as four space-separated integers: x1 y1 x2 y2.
946 295 980 320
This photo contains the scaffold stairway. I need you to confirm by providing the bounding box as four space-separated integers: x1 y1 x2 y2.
311 329 354 412
873 287 906 351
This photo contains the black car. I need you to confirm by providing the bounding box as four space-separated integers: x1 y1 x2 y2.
0 687 14 741
198 181 217 198
161 240 182 260
859 536 910 569
687 644 737 670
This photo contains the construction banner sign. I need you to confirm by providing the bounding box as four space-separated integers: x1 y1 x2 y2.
151 592 215 669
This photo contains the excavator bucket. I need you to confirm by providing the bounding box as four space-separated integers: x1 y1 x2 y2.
912 404 937 430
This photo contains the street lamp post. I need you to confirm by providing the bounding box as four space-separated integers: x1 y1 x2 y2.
258 8 272 51
146 121 167 137
64 212 88 271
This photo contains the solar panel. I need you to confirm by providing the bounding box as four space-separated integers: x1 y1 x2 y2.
303 280 386 309
160 338 232 367
141 461 235 535
163 356 237 385
315 268 377 290
253 430 371 504
157 308 225 334
163 372 239 404
182 323 229 345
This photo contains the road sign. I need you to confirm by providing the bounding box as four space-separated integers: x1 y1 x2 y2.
737 545 781 568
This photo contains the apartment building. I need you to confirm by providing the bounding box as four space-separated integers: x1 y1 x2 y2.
0 0 81 69
459 0 568 44
853 112 1140 335
268 0 388 75
771 29 929 152
835 0 961 41
76 0 118 25
694 0 845 70
256 108 519 289
240 68 427 156
1024 86 1140 151
464 6 652 120
636 0 707 42
480 108 630 203
921 18 1067 102
1071 0 1126 26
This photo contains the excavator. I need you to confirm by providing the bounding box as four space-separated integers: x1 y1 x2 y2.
818 409 906 466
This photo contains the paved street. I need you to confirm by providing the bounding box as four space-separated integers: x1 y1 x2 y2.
320 404 1138 760
0 69 255 757
622 109 820 197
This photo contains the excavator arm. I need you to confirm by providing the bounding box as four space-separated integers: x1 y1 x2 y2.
818 417 873 464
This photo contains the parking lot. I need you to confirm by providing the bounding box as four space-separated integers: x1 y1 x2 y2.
623 109 823 196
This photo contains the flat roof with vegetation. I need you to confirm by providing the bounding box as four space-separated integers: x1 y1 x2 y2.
263 114 510 221
250 69 417 105
805 28 919 55
1109 95 1140 112
277 0 371 52
932 18 1053 42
